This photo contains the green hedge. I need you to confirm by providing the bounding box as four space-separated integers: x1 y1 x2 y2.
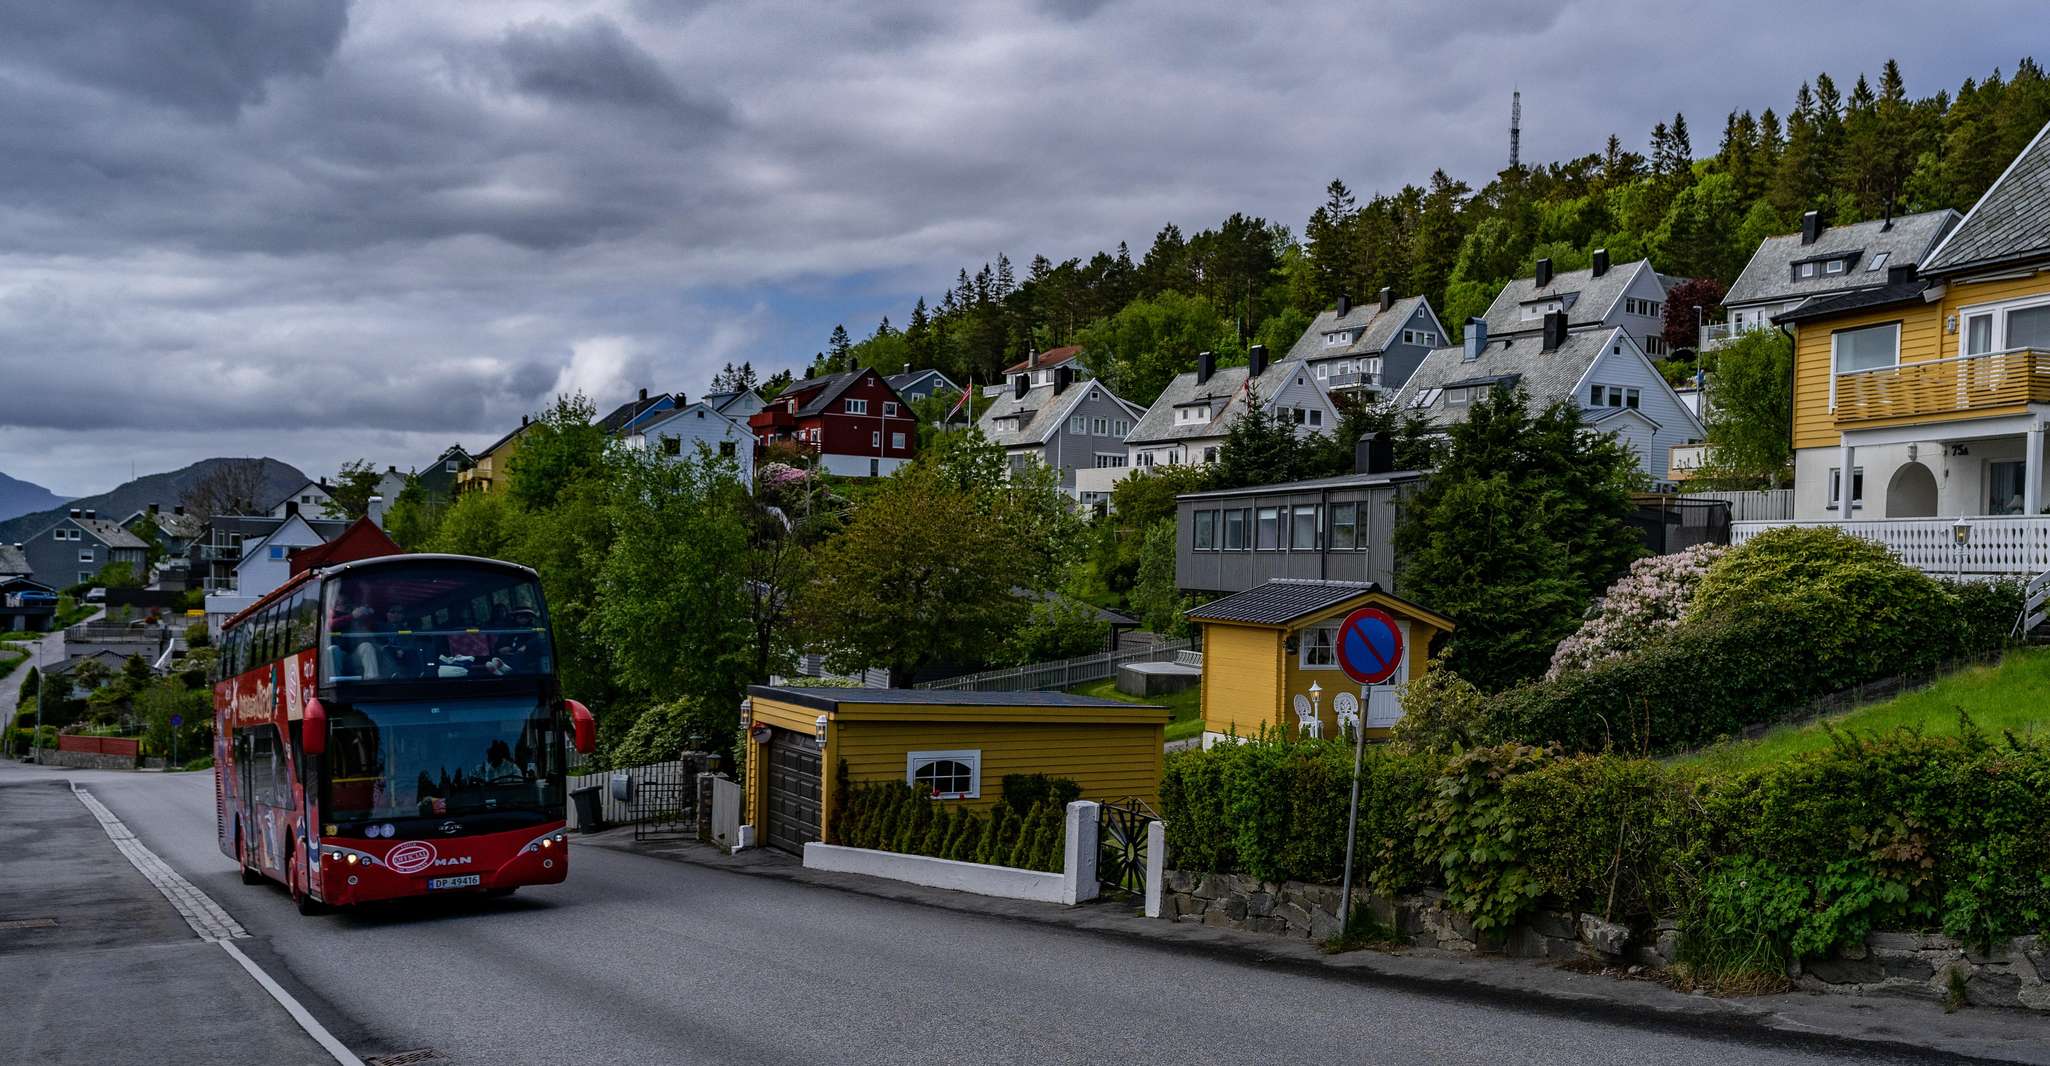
831 772 1066 873
1478 528 2018 757
1160 729 2050 963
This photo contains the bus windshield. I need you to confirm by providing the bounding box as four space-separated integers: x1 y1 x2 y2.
322 562 554 684
324 697 566 823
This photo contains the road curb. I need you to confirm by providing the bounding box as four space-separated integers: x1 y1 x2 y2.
585 832 2046 1065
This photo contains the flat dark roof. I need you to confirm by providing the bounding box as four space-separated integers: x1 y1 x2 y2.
749 685 1162 712
1177 469 1426 502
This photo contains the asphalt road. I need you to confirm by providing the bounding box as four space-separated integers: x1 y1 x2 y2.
0 760 1973 1065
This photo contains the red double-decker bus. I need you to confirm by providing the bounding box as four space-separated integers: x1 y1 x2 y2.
214 553 595 913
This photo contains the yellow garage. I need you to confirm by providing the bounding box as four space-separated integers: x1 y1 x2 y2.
1187 579 1451 747
742 686 1170 856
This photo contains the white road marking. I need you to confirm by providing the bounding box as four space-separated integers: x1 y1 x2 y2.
72 784 364 1066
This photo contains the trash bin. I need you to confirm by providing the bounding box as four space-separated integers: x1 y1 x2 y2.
569 785 604 833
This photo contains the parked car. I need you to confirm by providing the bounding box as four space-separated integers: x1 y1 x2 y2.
14 591 57 606
84 587 106 603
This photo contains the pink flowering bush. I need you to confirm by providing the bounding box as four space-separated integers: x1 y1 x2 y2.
1544 543 1726 680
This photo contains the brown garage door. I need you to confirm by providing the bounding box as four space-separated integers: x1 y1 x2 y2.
764 729 822 855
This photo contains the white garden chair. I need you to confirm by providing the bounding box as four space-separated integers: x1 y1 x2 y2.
1333 692 1361 739
1292 693 1321 739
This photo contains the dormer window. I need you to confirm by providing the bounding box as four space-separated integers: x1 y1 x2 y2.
1520 300 1564 321
1824 259 1846 274
1323 331 1352 347
1799 262 1817 278
1175 405 1212 425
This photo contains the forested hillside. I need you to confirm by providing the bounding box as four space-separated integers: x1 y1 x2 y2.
803 57 2050 408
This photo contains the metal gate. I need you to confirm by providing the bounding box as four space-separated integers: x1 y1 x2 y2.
1098 800 1154 896
630 756 703 842
764 730 822 855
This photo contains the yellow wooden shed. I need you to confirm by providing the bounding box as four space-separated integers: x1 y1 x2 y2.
742 686 1170 856
1186 579 1452 747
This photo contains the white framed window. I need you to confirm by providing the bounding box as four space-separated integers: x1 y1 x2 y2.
1291 505 1320 550
1256 507 1281 550
891 432 906 449
845 398 868 415
1299 625 1338 668
78 550 94 563
1644 335 1669 356
1824 259 1846 274
1193 510 1216 550
1093 417 1108 435
1113 419 1128 435
444 460 459 473
1095 453 1126 468
1175 405 1211 424
1446 387 1469 406
1830 321 1901 407
1309 409 1323 427
1069 415 1086 433
1316 363 1329 379
1202 445 1219 464
1865 251 1890 273
1827 466 1866 510
1956 294 2050 356
1799 262 1818 278
907 750 980 799
1323 331 1351 347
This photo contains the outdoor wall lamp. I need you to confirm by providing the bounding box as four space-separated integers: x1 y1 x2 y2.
814 713 830 750
1953 519 1972 546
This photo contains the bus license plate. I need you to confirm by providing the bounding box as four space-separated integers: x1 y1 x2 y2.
428 875 481 890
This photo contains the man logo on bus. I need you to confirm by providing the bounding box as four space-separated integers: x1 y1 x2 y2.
388 841 437 874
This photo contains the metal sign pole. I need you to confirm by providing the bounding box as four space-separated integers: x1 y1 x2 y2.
1336 679 1369 933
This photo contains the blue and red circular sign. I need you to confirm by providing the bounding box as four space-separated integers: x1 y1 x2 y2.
1335 607 1405 686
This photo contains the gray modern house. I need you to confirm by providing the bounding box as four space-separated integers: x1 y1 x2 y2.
1707 208 1959 349
19 508 149 589
1284 287 1449 399
1481 251 1673 357
886 367 959 402
976 367 1144 506
1174 437 1423 596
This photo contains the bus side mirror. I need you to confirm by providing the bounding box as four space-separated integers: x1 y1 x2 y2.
303 698 328 757
568 699 595 755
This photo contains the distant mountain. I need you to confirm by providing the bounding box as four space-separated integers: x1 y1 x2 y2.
0 458 307 544
0 471 68 524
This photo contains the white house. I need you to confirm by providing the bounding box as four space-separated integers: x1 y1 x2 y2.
268 479 333 520
630 400 757 486
202 512 347 632
1122 346 1339 470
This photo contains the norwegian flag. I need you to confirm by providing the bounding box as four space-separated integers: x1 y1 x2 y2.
946 377 975 423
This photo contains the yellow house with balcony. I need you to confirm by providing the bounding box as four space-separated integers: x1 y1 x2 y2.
455 416 534 495
1774 117 2050 561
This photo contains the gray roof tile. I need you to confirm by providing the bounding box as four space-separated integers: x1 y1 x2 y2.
975 380 1093 448
1922 119 2050 276
1391 328 1620 425
1724 209 1958 307
1284 296 1429 362
1185 579 1380 626
1480 260 1656 338
0 545 28 575
1125 360 1312 446
1771 279 1931 324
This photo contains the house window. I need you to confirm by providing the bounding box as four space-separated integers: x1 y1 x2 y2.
1193 510 1217 550
1331 502 1358 550
1300 625 1337 668
1203 446 1219 464
719 441 737 458
1324 331 1351 347
1446 387 1469 406
1965 313 1994 355
79 572 91 584
1644 336 1669 356
1218 509 1244 550
1831 322 1901 406
1309 409 1323 427
1069 415 1086 433
1824 259 1846 274
444 460 459 473
1291 506 1320 550
1292 408 1307 425
1865 251 1890 273
845 399 869 415
891 432 906 449
1316 364 1329 379
1256 507 1280 550
907 750 980 800
871 431 881 447
1827 466 1866 510
269 545 288 561
883 401 898 417
662 435 682 456
1093 417 1108 435
869 459 880 477
79 550 94 563
1407 388 1440 409
1799 262 1817 278
1113 419 1129 436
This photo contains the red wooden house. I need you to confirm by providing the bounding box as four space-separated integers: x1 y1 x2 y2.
748 369 917 477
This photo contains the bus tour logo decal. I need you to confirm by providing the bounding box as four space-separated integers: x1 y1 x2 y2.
387 841 437 874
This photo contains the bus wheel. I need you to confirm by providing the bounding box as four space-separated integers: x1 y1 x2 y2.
237 831 262 885
287 851 326 916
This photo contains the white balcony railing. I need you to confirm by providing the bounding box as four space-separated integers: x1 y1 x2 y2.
1732 516 2050 579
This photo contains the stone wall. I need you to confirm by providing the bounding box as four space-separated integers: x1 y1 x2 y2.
40 749 138 771
1161 869 2047 1013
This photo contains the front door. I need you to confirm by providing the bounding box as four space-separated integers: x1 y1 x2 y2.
764 730 822 856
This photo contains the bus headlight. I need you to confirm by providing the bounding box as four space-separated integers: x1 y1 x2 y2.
378 823 396 838
541 838 553 849
345 853 358 864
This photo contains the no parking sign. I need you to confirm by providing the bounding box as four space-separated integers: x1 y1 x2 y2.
1335 607 1404 686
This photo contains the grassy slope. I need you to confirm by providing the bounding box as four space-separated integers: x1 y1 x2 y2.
1068 677 1203 742
1676 647 2050 775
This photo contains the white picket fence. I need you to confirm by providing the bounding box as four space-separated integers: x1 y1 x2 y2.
917 639 1195 692
1732 515 2050 579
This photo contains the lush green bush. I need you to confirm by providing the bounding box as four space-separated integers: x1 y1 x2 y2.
1482 529 2018 756
999 773 1081 813
1389 662 1491 755
832 775 1065 873
1159 727 2050 974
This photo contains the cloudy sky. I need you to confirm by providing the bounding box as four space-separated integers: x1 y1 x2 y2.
0 0 2032 495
